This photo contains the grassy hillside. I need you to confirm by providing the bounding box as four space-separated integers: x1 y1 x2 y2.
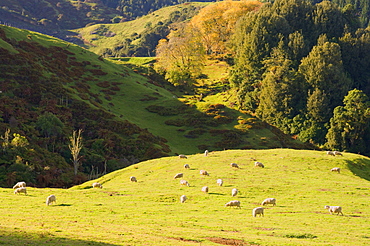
1 149 369 245
0 24 312 187
73 2 211 56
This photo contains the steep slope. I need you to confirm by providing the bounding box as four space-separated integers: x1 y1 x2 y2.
0 149 369 245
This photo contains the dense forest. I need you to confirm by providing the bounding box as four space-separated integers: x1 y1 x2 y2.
230 0 370 154
155 0 370 156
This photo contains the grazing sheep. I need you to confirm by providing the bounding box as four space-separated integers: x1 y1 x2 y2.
261 198 276 206
46 195 56 206
253 207 264 217
180 179 190 187
333 151 343 156
174 173 183 179
14 187 27 195
184 164 190 169
180 195 187 203
200 170 209 176
13 181 26 189
231 188 238 197
225 200 241 208
202 186 209 193
130 176 137 182
324 205 343 215
331 167 341 173
230 163 239 168
327 151 335 156
254 161 264 168
179 154 187 159
217 179 223 186
204 150 209 156
92 182 103 188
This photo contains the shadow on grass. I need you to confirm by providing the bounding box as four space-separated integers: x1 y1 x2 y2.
208 192 224 196
0 229 120 246
56 204 72 206
345 158 370 181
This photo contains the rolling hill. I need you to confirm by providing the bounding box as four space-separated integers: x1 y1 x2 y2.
0 24 313 187
1 149 369 245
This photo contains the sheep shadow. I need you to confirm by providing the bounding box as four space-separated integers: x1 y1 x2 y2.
56 203 72 206
208 192 225 196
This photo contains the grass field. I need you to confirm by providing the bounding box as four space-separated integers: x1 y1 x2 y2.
1 149 369 245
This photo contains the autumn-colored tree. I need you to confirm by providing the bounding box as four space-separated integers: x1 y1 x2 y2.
190 0 262 55
155 24 205 87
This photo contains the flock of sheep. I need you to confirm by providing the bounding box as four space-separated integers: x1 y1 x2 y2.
174 152 279 217
12 149 344 217
12 181 57 206
174 150 345 217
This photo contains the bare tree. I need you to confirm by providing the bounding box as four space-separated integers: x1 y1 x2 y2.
69 129 83 175
1 128 10 151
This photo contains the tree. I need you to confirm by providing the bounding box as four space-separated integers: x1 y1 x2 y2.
190 0 262 55
69 129 83 176
155 25 205 87
1 128 10 150
256 45 306 127
326 89 370 154
11 133 29 148
298 35 353 122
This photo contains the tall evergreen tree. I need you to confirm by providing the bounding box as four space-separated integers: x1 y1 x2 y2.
298 34 353 122
256 44 306 127
326 89 370 154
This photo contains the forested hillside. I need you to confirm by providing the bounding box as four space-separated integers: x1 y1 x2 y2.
152 0 370 157
229 0 370 155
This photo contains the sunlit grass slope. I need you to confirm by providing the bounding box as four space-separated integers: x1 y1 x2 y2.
74 2 211 55
1 149 369 245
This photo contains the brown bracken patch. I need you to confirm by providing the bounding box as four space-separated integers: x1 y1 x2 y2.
206 237 257 246
169 237 201 243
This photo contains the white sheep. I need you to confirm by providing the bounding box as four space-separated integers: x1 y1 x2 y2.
180 179 190 187
324 205 343 215
230 163 239 168
179 154 187 159
174 173 183 179
200 170 209 176
231 188 238 197
180 195 187 203
14 187 27 195
202 186 209 193
225 200 241 208
253 207 264 217
333 151 343 156
254 161 264 168
204 150 208 156
184 164 190 169
261 198 276 206
217 179 223 186
13 181 26 189
46 195 56 206
92 182 103 188
327 151 335 156
331 167 340 173
130 176 137 182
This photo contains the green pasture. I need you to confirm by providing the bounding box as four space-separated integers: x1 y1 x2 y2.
74 2 211 55
2 149 369 245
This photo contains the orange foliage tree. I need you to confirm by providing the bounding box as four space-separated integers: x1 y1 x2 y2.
190 0 262 55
